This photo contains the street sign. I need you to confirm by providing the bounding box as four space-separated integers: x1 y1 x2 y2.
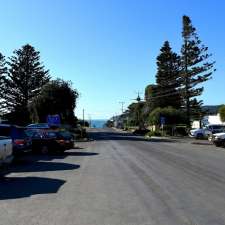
47 114 61 126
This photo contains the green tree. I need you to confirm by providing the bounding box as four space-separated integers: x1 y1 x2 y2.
180 15 215 126
219 105 225 122
148 107 186 126
2 44 50 124
154 41 182 108
144 84 158 111
29 79 78 125
0 53 7 111
127 102 145 128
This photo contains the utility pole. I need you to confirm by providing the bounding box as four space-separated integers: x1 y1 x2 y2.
83 109 85 127
133 92 143 130
119 101 125 114
88 114 92 128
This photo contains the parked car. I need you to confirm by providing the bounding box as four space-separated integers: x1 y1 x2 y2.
189 124 225 139
0 125 32 155
25 129 73 154
0 136 13 169
210 132 225 147
54 130 75 150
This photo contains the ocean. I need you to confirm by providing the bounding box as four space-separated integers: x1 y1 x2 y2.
90 119 107 128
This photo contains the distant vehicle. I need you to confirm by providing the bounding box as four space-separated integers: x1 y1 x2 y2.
26 123 50 129
0 136 13 169
26 130 74 154
190 124 225 139
0 125 32 155
211 132 225 147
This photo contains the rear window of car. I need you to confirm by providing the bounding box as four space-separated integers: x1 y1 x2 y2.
12 128 27 139
211 125 225 130
58 131 72 138
46 132 57 138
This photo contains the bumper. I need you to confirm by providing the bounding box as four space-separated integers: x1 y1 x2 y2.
13 146 32 155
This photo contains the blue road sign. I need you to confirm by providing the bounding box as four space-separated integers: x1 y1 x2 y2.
47 114 61 126
160 116 166 126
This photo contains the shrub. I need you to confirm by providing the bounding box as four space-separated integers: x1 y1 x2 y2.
146 130 162 137
219 105 225 122
133 129 150 136
148 107 186 126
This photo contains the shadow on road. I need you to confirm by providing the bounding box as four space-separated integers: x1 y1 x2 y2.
10 161 80 173
64 151 99 156
0 176 65 200
89 131 177 143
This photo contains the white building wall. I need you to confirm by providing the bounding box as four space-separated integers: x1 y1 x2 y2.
202 114 225 126
192 114 224 129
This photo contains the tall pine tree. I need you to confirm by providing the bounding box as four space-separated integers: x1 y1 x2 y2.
144 84 158 111
154 41 181 109
181 15 215 126
2 44 50 124
0 53 7 112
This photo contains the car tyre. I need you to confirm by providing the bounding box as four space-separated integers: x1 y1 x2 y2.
215 142 222 147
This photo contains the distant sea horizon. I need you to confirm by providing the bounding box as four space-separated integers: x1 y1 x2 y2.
90 119 107 128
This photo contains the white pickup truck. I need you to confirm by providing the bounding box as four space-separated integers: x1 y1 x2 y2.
0 136 13 169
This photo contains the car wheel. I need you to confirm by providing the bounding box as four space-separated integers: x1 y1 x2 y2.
41 146 49 155
215 142 222 147
222 141 225 148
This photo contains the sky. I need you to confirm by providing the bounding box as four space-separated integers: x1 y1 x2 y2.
0 0 224 119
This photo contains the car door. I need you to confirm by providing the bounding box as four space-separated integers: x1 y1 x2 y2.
0 137 5 163
0 137 12 162
4 138 13 160
204 126 212 136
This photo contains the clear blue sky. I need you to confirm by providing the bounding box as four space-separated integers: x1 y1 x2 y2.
0 0 224 119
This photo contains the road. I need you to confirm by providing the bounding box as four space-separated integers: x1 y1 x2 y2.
1 128 225 225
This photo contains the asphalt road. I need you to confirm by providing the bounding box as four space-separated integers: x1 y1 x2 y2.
1 128 225 225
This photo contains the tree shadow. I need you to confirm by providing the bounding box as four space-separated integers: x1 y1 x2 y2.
147 138 178 143
191 141 213 146
64 152 99 156
74 146 85 150
90 131 146 141
89 131 178 143
10 160 80 173
0 176 65 200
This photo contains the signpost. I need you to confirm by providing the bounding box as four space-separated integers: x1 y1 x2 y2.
160 117 166 126
160 116 166 135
